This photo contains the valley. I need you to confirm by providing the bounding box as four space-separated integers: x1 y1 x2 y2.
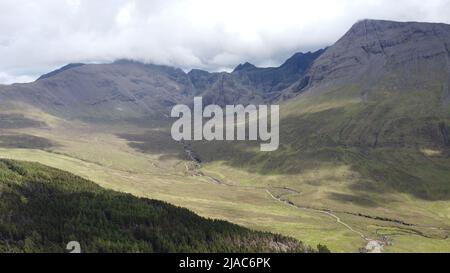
0 102 448 252
1 19 450 253
0 158 312 253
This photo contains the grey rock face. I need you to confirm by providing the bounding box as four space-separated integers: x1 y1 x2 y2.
0 48 323 119
288 20 450 97
188 49 324 105
231 50 324 92
232 62 257 73
2 19 450 121
37 63 85 81
0 61 196 120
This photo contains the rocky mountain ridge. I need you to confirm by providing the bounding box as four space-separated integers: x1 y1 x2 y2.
1 19 450 120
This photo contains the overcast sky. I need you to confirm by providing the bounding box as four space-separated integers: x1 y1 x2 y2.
1 0 450 84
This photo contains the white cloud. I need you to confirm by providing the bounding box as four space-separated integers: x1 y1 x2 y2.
1 0 450 84
0 72 35 85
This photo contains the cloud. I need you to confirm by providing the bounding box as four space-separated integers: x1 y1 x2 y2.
1 0 450 84
0 72 35 85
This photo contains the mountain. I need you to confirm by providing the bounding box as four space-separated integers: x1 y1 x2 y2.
281 19 450 150
37 63 86 81
0 60 195 121
0 159 319 253
1 19 450 200
233 50 325 93
0 50 324 120
192 19 450 201
178 21 450 253
287 19 450 96
192 49 324 105
0 19 449 253
233 62 257 72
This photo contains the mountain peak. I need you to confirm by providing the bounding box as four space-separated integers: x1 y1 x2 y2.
37 63 85 81
233 62 257 73
291 19 450 94
113 59 146 66
280 49 325 70
346 18 450 36
350 18 406 27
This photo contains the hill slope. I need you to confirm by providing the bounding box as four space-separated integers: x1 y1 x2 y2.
286 19 450 96
192 19 450 200
184 20 450 250
0 50 323 120
0 159 317 253
0 19 449 252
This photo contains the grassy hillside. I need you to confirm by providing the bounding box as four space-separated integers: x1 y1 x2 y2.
184 82 450 252
0 75 448 252
0 100 448 252
0 159 319 253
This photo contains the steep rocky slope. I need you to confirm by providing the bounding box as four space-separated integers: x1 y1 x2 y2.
0 49 324 119
0 60 195 120
286 19 450 98
190 20 450 202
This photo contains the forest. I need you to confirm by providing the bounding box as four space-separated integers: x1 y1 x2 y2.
0 159 326 253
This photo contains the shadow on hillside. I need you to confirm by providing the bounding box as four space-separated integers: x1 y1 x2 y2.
116 129 186 161
0 159 310 253
116 107 450 202
0 134 56 150
329 193 379 208
0 114 47 129
0 114 55 150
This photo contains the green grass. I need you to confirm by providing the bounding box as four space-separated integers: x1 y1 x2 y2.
0 85 449 253
0 159 318 253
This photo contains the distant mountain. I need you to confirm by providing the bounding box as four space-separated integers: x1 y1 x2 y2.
0 60 196 120
286 19 450 97
193 49 324 105
192 20 450 202
0 50 324 120
0 19 448 126
1 19 450 253
278 20 450 154
2 20 450 121
233 50 325 92
233 62 257 72
37 63 85 81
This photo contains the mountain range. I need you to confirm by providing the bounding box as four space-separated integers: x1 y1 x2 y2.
0 19 449 253
1 20 450 120
0 48 325 120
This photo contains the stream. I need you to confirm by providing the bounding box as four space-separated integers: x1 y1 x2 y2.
181 144 449 253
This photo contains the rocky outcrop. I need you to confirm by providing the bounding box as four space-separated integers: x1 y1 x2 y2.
1 20 450 122
287 20 450 96
0 48 324 119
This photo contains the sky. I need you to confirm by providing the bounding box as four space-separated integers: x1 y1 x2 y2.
1 0 450 84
